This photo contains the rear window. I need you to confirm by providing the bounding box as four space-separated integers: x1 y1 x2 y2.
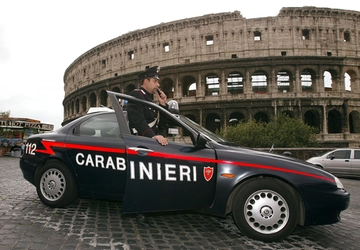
73 113 120 138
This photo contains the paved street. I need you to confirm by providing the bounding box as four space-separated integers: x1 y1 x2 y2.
0 156 359 250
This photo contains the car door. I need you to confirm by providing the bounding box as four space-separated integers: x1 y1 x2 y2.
106 91 218 213
324 149 351 175
351 150 360 176
64 112 127 198
121 121 217 213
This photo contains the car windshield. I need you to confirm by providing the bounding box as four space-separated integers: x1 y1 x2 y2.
109 91 230 145
175 114 227 143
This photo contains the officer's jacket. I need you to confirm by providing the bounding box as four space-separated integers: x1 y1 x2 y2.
127 87 166 137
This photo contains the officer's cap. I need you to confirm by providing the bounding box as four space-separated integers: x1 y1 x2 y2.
138 66 160 80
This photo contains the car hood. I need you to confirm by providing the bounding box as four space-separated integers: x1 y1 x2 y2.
213 143 334 179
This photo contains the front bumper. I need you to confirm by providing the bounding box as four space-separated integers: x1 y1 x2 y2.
303 188 350 225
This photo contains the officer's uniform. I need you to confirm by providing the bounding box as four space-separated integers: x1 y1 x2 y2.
127 66 166 137
128 66 167 226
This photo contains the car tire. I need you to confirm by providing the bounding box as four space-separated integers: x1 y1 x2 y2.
35 160 77 208
232 177 299 242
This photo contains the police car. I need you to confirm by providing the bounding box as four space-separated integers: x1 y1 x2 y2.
20 91 350 242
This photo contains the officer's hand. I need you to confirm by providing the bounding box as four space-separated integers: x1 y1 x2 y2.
153 135 168 146
156 91 167 106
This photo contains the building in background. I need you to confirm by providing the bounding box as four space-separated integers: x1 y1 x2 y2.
63 7 360 147
0 112 53 156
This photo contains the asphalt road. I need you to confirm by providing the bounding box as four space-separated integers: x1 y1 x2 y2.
0 156 359 250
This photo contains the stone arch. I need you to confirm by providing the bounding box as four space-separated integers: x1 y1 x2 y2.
75 98 80 114
205 113 221 132
112 86 120 93
185 114 196 122
251 70 268 93
349 110 360 133
81 96 87 112
229 112 245 126
100 90 108 106
254 111 269 123
66 103 70 117
323 68 338 91
182 75 197 97
160 77 174 98
344 72 351 91
89 92 97 107
345 68 357 92
277 70 292 93
304 110 320 132
301 68 316 92
328 109 342 133
71 101 74 116
227 72 244 94
205 73 220 96
125 84 136 94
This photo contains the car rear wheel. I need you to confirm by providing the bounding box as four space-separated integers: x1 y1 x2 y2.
35 160 77 207
232 178 299 242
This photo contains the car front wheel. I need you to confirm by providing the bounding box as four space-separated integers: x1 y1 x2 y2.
232 177 299 242
35 160 77 207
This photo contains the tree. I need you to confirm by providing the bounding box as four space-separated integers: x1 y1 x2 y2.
219 113 319 148
0 110 11 138
0 110 11 118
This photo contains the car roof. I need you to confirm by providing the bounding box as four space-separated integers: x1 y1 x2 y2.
87 107 114 114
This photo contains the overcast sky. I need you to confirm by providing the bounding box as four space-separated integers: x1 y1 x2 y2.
1 1 360 130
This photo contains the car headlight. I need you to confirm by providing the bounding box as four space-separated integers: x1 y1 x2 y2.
334 176 344 189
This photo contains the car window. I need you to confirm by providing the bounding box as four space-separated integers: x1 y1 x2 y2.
163 119 194 145
354 150 360 159
73 113 120 138
124 100 196 145
328 150 350 159
158 114 195 145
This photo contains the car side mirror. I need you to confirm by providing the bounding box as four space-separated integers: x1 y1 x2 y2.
195 134 207 148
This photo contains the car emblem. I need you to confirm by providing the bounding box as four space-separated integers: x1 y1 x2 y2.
203 166 213 181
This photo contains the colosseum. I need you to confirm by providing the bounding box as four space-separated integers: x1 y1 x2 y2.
63 6 360 147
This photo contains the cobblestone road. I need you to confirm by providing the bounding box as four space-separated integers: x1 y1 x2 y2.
0 157 359 250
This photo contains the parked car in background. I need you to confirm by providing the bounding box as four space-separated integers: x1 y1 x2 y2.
307 148 360 178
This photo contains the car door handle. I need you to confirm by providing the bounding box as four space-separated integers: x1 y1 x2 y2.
128 147 153 156
345 160 349 162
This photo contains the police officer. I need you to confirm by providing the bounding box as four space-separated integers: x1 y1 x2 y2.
127 66 168 146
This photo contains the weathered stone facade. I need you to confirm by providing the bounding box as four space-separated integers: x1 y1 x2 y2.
63 7 360 147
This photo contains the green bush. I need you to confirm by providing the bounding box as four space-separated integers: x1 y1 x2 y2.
219 113 319 148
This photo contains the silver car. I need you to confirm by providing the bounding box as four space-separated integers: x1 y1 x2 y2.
307 148 360 178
